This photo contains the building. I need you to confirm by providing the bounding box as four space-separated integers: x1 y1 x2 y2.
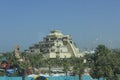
14 45 21 59
25 30 84 58
14 45 24 62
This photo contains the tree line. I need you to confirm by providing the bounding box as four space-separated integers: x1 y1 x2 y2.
85 44 120 80
0 44 120 80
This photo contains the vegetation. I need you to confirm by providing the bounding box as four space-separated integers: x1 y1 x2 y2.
86 44 120 80
72 57 85 80
0 44 120 80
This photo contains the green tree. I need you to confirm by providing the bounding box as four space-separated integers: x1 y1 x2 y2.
62 58 70 76
90 44 113 79
27 53 43 68
45 58 54 76
72 57 85 80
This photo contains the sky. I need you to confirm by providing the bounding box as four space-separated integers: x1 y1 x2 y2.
0 0 120 52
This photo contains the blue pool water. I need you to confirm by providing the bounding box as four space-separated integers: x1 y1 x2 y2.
0 75 105 80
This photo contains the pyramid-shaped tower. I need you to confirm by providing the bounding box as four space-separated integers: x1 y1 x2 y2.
25 30 84 58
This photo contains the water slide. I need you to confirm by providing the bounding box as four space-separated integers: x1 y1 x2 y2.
66 40 78 57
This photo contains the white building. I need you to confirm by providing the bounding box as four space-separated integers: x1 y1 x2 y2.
25 30 84 58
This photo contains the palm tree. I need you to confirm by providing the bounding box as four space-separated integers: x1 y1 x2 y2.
72 57 85 80
62 58 70 76
45 58 54 76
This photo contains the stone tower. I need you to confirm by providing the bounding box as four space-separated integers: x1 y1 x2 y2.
14 45 21 59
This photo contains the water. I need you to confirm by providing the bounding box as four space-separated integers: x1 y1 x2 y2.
0 75 105 80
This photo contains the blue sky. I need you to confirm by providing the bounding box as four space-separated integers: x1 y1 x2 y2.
0 0 120 52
